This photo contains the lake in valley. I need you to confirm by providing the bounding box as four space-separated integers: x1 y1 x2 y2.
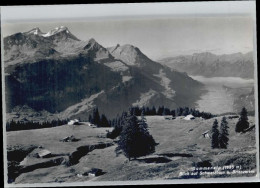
190 76 255 115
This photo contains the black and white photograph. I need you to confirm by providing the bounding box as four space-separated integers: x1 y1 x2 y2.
1 1 259 186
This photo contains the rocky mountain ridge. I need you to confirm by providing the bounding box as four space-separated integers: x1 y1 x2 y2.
4 26 203 119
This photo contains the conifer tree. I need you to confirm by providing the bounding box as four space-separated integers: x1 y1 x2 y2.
116 111 156 161
235 107 249 133
92 108 101 126
100 114 110 127
139 110 149 132
151 106 156 115
138 110 156 155
182 107 190 116
141 106 146 115
171 110 176 117
88 114 93 124
163 108 171 115
177 107 183 116
157 106 164 115
219 117 229 149
129 107 135 116
211 119 219 149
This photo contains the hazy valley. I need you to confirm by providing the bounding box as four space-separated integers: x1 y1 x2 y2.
190 76 255 114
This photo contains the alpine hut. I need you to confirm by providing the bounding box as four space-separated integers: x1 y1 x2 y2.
184 114 195 120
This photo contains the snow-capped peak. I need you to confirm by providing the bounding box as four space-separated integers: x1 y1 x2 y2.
42 26 70 37
25 27 44 35
23 26 80 41
24 26 71 38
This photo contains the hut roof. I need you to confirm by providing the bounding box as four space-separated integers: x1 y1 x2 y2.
184 114 195 120
38 149 51 158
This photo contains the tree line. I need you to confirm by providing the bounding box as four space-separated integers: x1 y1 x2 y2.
6 119 69 132
6 105 214 132
119 106 214 119
88 108 110 127
106 106 214 128
106 106 214 139
109 106 215 127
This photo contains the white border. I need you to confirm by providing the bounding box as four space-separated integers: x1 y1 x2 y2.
252 2 259 181
1 1 256 23
1 1 259 187
1 6 9 188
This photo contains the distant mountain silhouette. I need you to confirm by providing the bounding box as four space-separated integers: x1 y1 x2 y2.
158 51 254 78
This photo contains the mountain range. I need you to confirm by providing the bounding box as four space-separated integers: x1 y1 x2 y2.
4 26 203 120
158 51 254 78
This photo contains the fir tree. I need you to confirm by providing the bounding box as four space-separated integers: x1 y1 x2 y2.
139 110 149 132
100 114 109 127
235 107 249 133
116 111 156 161
177 107 183 116
92 108 100 126
182 107 190 116
219 117 229 149
157 106 164 115
138 110 156 154
88 114 93 123
171 110 176 117
163 108 171 115
141 106 146 115
211 119 219 149
129 107 135 116
151 106 156 115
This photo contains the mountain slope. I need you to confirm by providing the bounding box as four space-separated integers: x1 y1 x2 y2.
223 86 255 113
158 52 254 78
4 26 203 119
105 43 203 113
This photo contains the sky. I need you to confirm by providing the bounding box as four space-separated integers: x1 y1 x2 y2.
1 2 256 60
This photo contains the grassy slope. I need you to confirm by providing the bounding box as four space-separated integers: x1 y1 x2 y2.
7 116 256 184
95 116 256 181
7 123 113 155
